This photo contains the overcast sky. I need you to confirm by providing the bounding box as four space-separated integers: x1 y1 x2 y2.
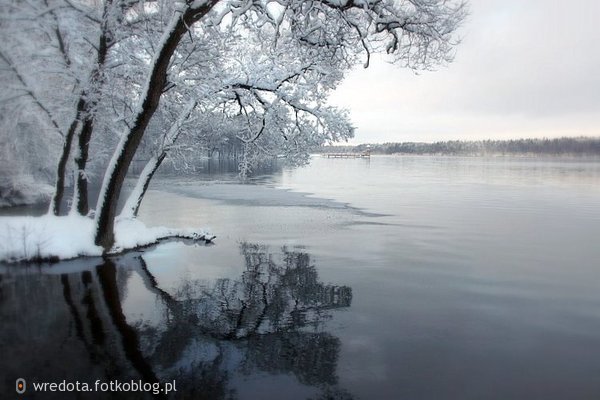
329 0 600 144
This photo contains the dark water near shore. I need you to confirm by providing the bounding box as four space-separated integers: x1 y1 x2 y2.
2 155 600 399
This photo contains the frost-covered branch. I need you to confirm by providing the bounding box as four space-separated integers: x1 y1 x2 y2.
0 48 64 137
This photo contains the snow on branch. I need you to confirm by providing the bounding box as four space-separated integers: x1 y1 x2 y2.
0 48 64 137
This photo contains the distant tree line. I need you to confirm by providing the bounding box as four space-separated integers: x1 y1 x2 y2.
318 137 600 156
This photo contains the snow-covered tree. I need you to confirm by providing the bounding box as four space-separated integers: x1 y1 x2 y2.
95 0 467 250
1 0 467 254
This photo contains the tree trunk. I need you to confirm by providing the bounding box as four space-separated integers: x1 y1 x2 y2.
48 98 85 215
94 4 218 251
48 122 75 215
120 99 197 219
71 3 111 216
72 102 97 216
120 154 166 219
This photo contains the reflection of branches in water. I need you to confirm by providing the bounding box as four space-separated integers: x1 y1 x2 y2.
310 387 355 400
138 243 353 397
241 332 340 386
1 243 353 398
168 243 352 341
168 342 236 400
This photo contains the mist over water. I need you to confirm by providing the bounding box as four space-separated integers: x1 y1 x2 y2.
2 155 600 399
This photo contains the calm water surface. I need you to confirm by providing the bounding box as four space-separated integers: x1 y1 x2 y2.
2 155 600 399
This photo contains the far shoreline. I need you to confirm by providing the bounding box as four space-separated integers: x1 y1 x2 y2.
317 136 600 157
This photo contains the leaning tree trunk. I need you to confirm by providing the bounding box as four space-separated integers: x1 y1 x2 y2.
94 3 218 251
120 100 197 219
120 154 166 219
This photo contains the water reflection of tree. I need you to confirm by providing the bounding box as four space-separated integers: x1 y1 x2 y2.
165 243 352 340
0 243 353 399
144 243 353 397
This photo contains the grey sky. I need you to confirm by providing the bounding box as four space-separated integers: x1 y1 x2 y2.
329 0 600 144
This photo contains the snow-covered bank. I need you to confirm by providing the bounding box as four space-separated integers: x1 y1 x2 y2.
0 214 214 263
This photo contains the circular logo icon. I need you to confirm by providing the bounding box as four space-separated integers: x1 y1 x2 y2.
16 378 26 394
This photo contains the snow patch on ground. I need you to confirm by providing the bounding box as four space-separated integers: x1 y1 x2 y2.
0 214 213 263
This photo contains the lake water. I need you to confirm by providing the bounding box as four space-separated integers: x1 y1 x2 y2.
2 155 600 399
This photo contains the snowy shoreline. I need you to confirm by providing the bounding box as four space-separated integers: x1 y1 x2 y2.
0 214 214 263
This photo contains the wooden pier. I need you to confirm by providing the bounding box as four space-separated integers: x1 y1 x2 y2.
324 151 370 158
